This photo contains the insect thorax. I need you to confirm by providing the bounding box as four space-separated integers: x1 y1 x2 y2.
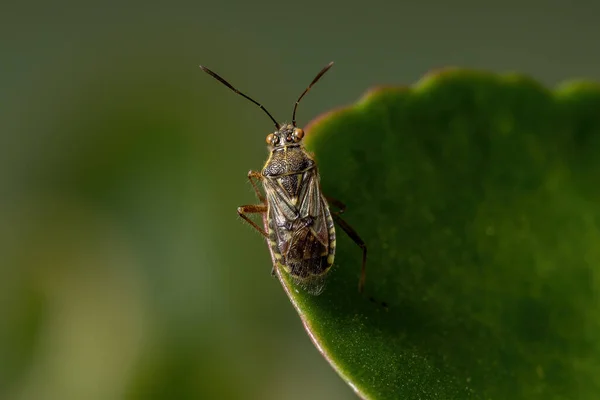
262 146 316 197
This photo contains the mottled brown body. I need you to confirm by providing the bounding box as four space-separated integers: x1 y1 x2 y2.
261 125 336 293
199 61 367 295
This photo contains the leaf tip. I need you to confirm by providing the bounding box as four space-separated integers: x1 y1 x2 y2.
304 105 351 137
555 79 600 98
358 85 410 106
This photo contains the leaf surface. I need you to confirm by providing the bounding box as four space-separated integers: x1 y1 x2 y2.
276 70 600 399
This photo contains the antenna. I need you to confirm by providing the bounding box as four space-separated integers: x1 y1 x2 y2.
199 65 280 130
292 61 334 127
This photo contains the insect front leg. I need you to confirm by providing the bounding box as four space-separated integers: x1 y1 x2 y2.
331 213 367 294
248 170 265 202
237 204 268 237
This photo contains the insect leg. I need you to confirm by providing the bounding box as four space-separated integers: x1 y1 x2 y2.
238 204 268 237
331 213 367 293
247 170 265 202
325 196 346 214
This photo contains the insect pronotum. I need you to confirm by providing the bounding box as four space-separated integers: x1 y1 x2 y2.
200 62 367 295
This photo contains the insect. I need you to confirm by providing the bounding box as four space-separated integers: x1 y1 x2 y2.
200 62 367 295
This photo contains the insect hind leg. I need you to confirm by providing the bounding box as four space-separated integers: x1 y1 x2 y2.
331 213 367 294
325 196 346 214
329 203 385 306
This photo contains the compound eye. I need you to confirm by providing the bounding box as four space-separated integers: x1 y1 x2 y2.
266 133 276 145
293 128 304 142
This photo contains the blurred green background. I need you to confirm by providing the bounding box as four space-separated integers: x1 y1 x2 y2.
1 1 599 399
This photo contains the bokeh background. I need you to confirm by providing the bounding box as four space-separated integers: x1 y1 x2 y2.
2 1 600 399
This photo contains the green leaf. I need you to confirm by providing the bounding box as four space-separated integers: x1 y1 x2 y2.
274 70 600 399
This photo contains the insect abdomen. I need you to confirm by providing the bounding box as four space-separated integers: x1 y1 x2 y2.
269 201 336 280
266 214 284 264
